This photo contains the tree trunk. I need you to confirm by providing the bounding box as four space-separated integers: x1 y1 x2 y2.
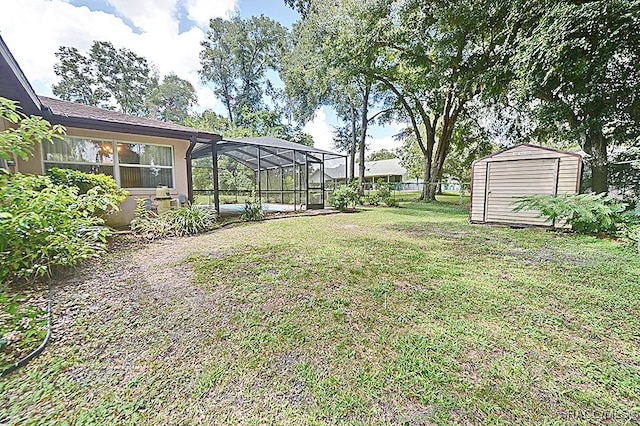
427 97 461 200
421 129 435 201
349 96 356 181
358 81 371 194
584 125 608 194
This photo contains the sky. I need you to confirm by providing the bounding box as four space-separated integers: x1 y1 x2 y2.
0 0 403 153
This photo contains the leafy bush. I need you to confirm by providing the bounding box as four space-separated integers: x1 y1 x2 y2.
241 199 264 221
365 192 381 206
0 173 113 284
131 200 217 239
512 193 628 235
167 206 218 236
219 194 237 204
385 197 399 207
375 178 391 201
0 97 65 166
330 182 361 212
47 168 128 204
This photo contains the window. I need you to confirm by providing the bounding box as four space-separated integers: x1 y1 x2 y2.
42 137 114 177
43 137 174 189
117 143 173 188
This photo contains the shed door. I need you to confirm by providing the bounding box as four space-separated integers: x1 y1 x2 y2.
484 158 559 225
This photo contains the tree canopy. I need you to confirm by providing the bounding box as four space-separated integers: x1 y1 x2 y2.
199 14 288 124
53 41 197 123
512 0 640 193
53 41 153 115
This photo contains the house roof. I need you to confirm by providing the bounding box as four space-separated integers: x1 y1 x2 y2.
318 158 407 180
360 158 406 177
0 35 42 116
38 96 221 142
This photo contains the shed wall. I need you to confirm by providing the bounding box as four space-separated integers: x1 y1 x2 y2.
470 145 581 227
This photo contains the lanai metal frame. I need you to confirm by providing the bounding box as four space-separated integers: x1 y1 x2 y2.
186 136 347 212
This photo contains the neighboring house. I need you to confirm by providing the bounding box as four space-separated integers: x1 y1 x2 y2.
315 158 425 190
0 35 222 226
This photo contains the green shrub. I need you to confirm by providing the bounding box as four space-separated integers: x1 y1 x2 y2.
365 192 381 206
241 199 264 221
219 194 237 204
0 173 113 284
375 178 391 201
512 193 628 235
330 182 361 212
166 206 218 236
131 200 217 239
47 168 128 215
385 197 399 207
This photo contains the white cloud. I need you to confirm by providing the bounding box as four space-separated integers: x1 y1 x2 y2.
185 0 237 28
303 108 335 151
367 135 403 153
106 0 178 33
0 0 237 113
304 108 406 154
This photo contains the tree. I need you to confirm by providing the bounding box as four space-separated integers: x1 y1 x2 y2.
186 107 315 146
442 119 495 184
373 0 513 200
145 73 197 124
53 41 156 115
52 46 110 107
184 110 233 135
199 15 288 123
0 97 65 167
396 130 425 186
282 0 385 189
367 149 397 161
289 0 512 200
284 0 313 16
513 0 640 194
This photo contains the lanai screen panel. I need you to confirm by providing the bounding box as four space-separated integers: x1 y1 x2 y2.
189 136 346 212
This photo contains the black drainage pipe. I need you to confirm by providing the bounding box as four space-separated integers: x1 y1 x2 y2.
1 283 53 377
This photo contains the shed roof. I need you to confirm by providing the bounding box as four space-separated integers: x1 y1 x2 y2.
473 143 583 165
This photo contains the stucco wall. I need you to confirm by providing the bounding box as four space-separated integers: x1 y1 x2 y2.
16 126 191 227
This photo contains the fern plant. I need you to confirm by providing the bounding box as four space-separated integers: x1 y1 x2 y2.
512 193 627 234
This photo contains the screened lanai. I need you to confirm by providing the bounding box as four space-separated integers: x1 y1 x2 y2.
187 136 346 214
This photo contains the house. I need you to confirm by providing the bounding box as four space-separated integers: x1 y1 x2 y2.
0 35 222 226
313 158 424 190
0 36 344 223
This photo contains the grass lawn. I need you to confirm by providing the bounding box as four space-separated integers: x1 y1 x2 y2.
1 202 639 424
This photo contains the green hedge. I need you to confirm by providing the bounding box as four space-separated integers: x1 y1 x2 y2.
0 173 121 284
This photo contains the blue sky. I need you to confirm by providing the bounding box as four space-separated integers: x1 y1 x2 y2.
0 0 402 152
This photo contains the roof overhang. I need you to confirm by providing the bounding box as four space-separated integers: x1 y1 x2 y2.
0 35 42 115
46 113 221 142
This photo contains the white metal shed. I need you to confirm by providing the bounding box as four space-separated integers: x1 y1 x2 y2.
469 144 582 228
